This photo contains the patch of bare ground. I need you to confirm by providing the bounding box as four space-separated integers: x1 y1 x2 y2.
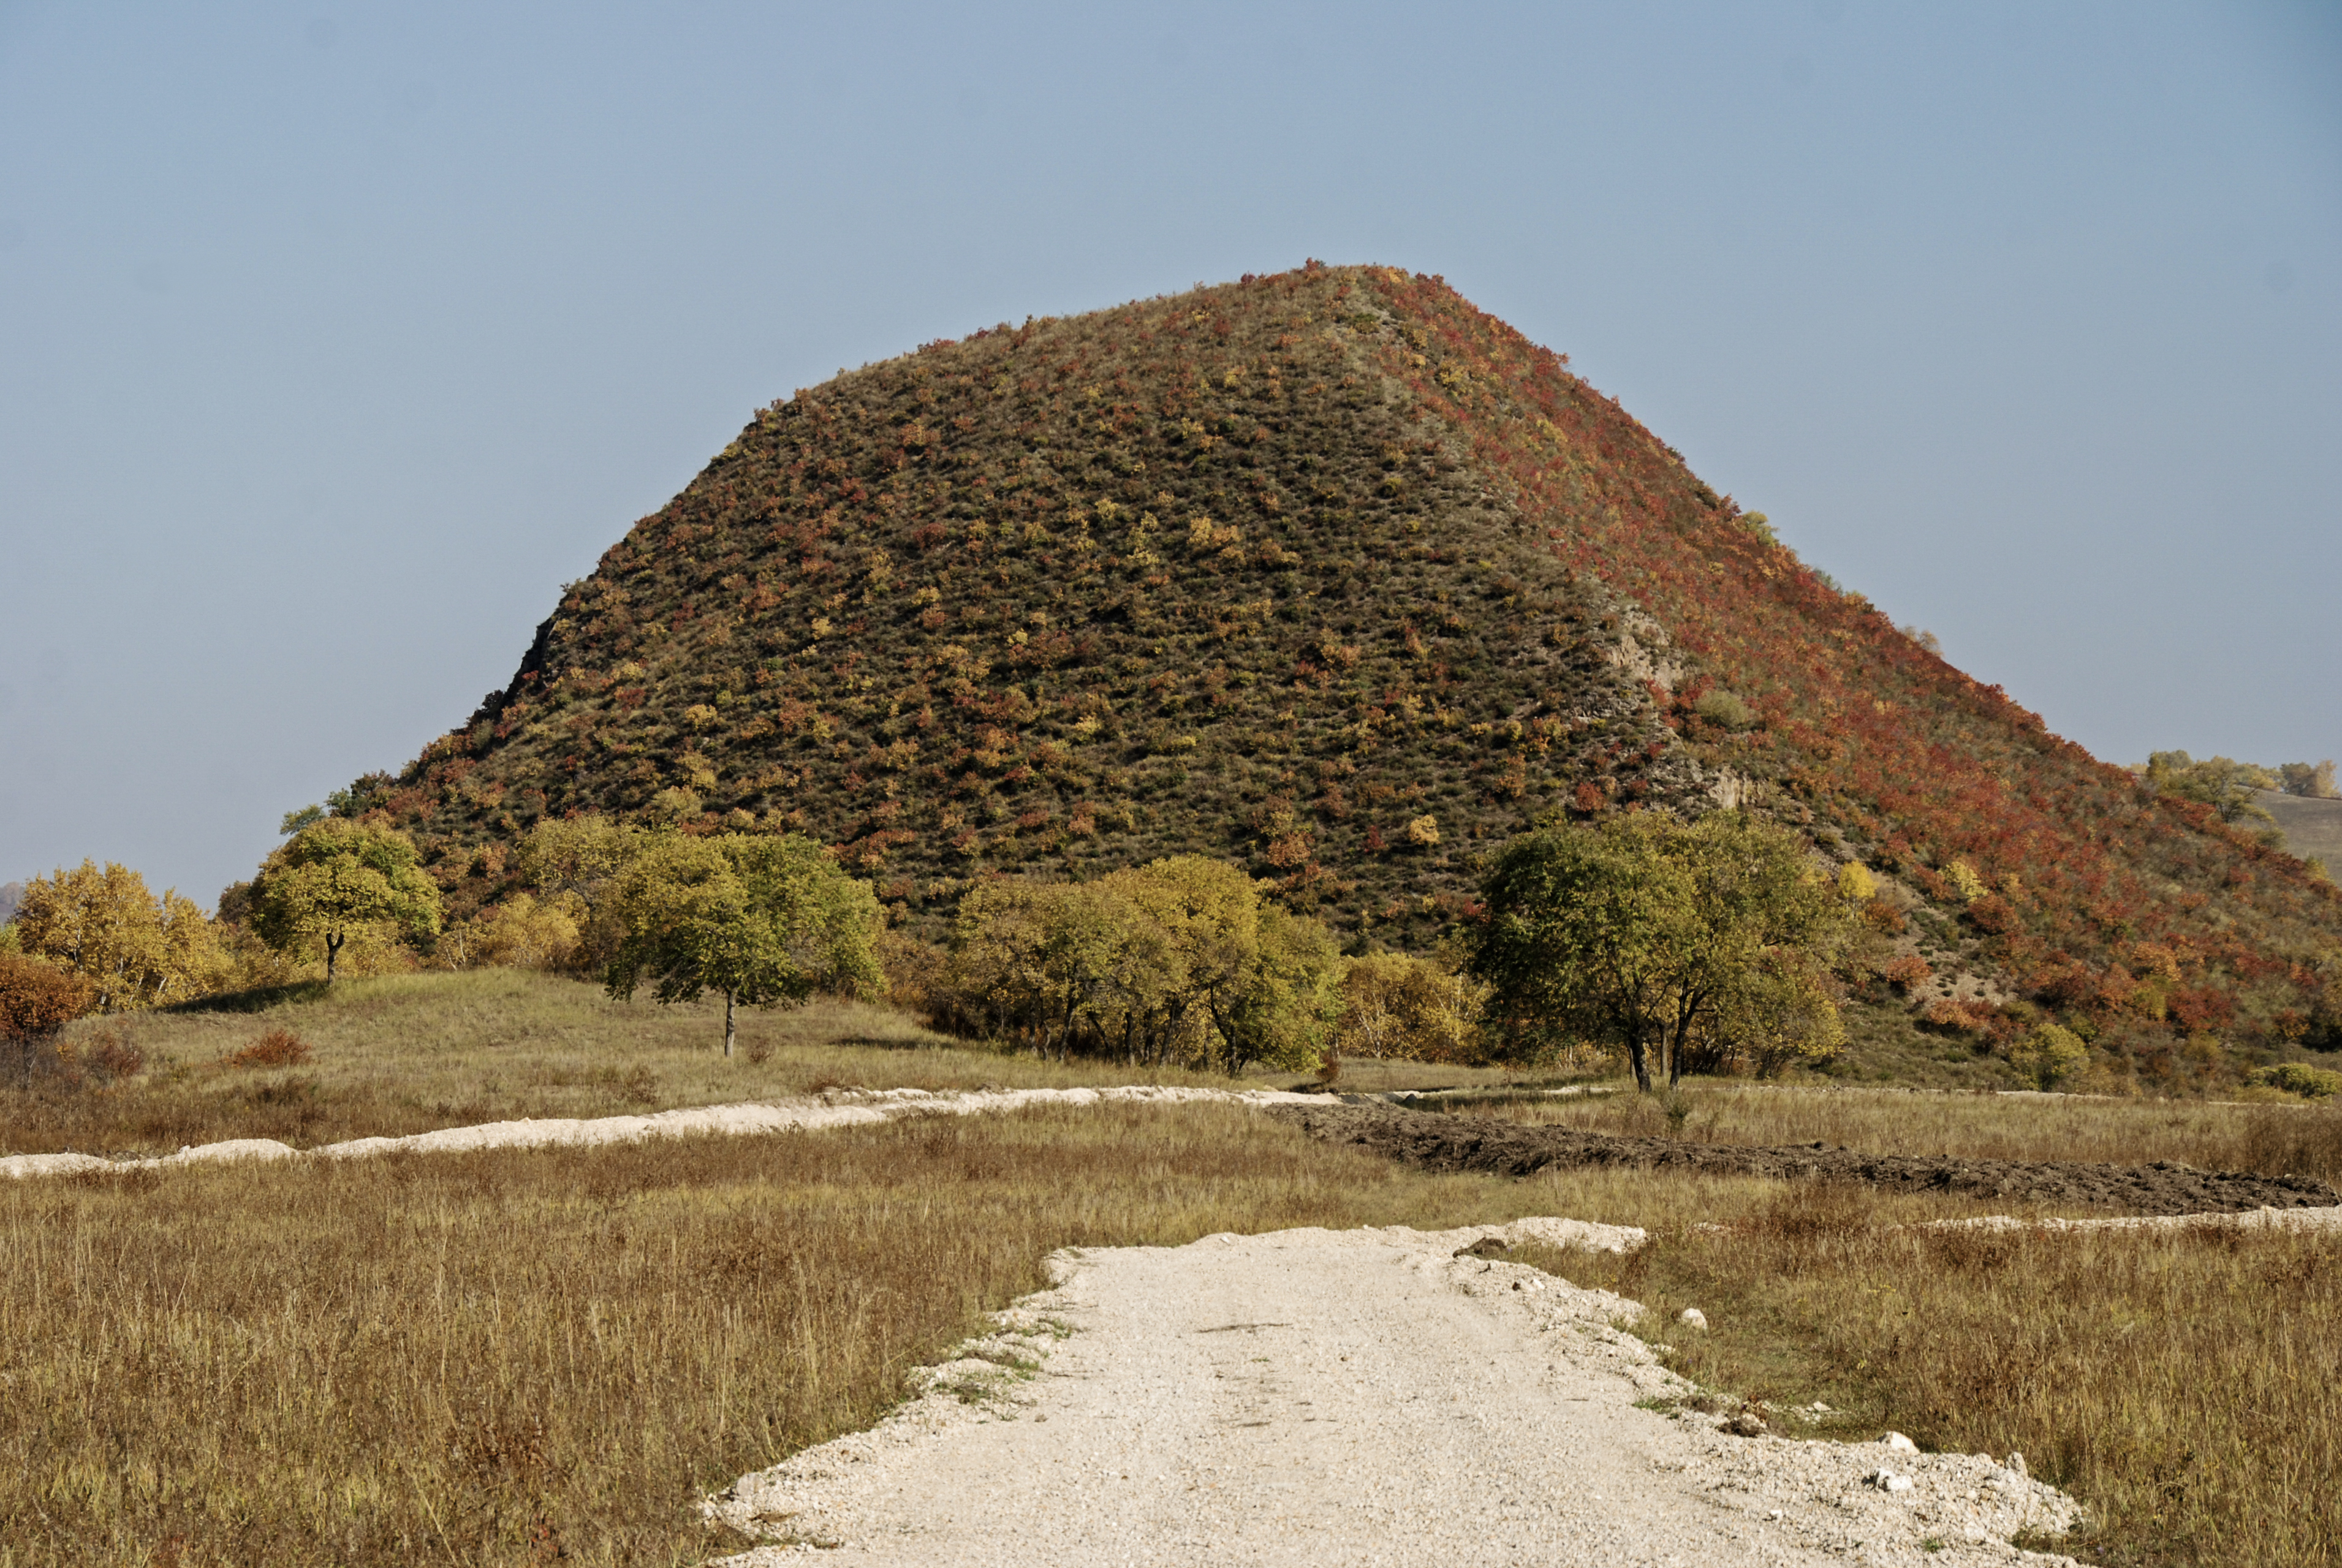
1271 1102 2338 1216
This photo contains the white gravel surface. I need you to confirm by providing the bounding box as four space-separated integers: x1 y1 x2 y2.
0 1085 1321 1181
705 1221 2087 1567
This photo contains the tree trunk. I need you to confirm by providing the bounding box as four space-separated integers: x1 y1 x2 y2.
1627 1028 1652 1093
724 989 735 1058
325 931 343 984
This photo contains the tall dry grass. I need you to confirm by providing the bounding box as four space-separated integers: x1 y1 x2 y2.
1515 1167 2341 1568
0 1103 1549 1567
7 1083 2335 1567
1482 1081 2342 1182
2 969 1290 1158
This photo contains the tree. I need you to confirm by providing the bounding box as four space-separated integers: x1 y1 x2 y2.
0 953 93 1087
2278 760 2340 800
13 860 230 1011
2143 752 2275 824
436 893 583 971
602 833 882 1055
517 813 646 968
250 820 444 982
935 855 1342 1073
2006 1023 2089 1089
1466 812 1851 1090
1332 953 1485 1064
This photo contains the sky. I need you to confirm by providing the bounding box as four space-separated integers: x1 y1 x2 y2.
1 1 2337 907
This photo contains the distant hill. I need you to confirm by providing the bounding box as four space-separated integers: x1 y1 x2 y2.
0 881 20 927
354 263 2338 1071
2257 790 2342 877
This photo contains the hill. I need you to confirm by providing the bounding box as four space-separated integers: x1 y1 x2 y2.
352 262 2339 1080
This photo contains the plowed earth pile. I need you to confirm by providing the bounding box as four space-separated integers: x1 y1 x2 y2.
1272 1103 2338 1216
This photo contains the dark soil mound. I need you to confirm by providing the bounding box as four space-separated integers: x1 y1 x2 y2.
1272 1102 2338 1217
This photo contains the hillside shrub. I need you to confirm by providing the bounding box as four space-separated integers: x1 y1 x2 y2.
1692 689 1754 730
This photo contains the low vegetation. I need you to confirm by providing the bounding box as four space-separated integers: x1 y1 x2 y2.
0 969 1259 1158
0 1103 1571 1567
5 1096 2332 1567
1522 1168 2340 1568
1473 1080 2342 1183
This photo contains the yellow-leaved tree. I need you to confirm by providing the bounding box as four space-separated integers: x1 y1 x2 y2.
13 860 232 1011
937 855 1341 1074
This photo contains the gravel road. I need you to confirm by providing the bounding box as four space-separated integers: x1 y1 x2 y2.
707 1219 2085 1567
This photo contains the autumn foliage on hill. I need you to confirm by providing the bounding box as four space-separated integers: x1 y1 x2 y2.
369 262 2338 1081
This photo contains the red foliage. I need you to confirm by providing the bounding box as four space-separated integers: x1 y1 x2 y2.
227 1028 313 1068
0 955 91 1047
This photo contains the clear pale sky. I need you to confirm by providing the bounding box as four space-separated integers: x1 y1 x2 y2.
2 1 2336 907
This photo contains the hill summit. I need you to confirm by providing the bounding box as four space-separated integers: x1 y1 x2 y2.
362 262 2338 1078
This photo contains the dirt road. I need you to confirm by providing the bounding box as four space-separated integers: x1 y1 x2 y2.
707 1220 2083 1566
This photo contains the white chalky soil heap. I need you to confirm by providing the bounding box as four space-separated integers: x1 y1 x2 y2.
707 1220 2085 1566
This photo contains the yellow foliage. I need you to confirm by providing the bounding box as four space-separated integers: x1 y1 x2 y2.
1945 860 1987 903
13 860 232 1012
1333 953 1485 1063
1404 814 1441 847
1835 863 1878 904
438 893 584 971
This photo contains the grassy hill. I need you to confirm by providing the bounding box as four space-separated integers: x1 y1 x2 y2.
350 262 2337 1080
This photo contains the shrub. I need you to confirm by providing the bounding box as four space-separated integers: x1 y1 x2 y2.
227 1028 313 1069
1404 814 1440 847
76 1026 146 1082
2252 1062 2342 1100
2006 1023 2090 1089
1921 996 1993 1034
1693 689 1754 730
0 954 93 1086
1835 863 1878 904
1882 954 1933 991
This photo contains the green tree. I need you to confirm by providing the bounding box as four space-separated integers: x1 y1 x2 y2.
602 833 882 1056
1466 812 1851 1090
251 820 444 983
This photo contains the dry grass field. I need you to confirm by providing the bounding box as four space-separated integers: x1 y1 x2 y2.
1514 1165 2341 1568
1477 1080 2342 1183
7 980 2338 1567
1 1104 1573 1567
2 969 1281 1158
